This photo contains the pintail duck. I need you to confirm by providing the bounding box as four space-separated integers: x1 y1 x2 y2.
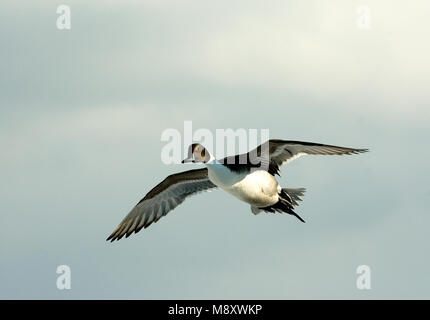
107 140 368 241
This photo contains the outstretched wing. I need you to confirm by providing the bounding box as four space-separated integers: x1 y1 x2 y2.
251 140 368 176
107 168 217 241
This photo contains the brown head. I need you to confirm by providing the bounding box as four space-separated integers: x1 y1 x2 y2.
181 143 211 163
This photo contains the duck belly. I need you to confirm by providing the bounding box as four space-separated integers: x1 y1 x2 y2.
221 170 280 207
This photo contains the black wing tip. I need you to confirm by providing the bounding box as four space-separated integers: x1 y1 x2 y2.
106 232 117 242
106 229 126 242
106 222 148 242
338 147 369 156
352 148 369 154
106 231 134 242
106 215 158 242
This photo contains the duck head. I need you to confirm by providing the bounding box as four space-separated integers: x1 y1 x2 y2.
182 143 211 164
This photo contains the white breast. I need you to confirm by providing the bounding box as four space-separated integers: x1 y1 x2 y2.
207 163 280 207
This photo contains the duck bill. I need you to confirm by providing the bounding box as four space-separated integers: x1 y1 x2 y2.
181 157 195 164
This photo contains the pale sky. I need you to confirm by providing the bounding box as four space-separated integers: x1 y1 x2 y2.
1 0 430 299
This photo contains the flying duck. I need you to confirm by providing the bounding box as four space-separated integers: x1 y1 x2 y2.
107 140 368 241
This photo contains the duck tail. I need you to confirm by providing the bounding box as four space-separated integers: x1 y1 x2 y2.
259 188 306 223
283 188 306 206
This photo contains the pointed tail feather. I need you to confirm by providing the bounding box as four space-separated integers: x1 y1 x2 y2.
258 188 306 223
